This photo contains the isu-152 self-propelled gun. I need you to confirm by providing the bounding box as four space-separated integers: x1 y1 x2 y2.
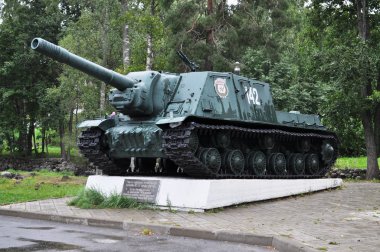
31 37 338 178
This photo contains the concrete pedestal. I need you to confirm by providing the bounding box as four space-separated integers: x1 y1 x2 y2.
86 176 342 212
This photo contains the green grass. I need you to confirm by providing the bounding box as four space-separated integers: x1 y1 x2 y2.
38 146 80 158
334 157 380 169
0 169 86 205
68 188 151 209
343 178 380 183
0 145 87 166
1 145 80 158
317 247 328 251
38 146 62 158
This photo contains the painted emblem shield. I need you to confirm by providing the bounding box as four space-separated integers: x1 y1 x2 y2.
214 78 228 98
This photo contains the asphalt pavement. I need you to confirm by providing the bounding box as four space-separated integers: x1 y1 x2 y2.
0 215 272 252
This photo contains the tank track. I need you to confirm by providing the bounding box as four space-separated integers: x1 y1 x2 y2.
77 128 122 175
162 122 338 179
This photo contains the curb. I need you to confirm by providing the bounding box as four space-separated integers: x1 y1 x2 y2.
0 208 318 252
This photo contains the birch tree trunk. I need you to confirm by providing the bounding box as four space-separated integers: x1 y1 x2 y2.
100 5 110 113
123 24 130 70
121 0 130 70
145 0 155 70
32 124 37 155
146 33 153 70
205 0 214 70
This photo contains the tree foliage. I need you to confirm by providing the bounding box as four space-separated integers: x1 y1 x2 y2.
0 0 64 155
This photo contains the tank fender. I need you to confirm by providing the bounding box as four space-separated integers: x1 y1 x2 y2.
77 118 115 131
156 116 187 128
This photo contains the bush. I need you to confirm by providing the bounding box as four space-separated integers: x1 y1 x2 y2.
68 188 150 209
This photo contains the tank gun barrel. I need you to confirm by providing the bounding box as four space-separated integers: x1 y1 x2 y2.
31 38 136 91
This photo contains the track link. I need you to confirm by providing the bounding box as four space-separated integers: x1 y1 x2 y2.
77 128 121 175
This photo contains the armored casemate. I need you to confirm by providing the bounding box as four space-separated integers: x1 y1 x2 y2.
31 38 338 178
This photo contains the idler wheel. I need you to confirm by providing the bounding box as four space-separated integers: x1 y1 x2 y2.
305 154 320 174
268 153 286 175
288 153 305 175
188 132 199 153
246 151 266 175
196 147 207 160
321 141 335 164
223 149 245 175
200 148 222 173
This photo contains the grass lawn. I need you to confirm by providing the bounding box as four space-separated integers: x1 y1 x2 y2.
37 146 80 158
0 169 86 205
1 145 80 158
334 157 380 169
1 145 86 165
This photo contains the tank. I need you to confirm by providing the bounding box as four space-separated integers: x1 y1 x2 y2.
31 38 338 178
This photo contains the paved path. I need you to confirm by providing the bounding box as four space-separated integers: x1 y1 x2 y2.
1 182 379 251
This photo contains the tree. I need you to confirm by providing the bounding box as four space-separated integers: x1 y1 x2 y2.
120 0 169 72
58 0 124 114
238 1 322 113
0 0 65 155
163 0 297 74
163 0 232 71
306 0 380 179
46 0 124 159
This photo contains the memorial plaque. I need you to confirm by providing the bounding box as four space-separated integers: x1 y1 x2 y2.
122 179 160 203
